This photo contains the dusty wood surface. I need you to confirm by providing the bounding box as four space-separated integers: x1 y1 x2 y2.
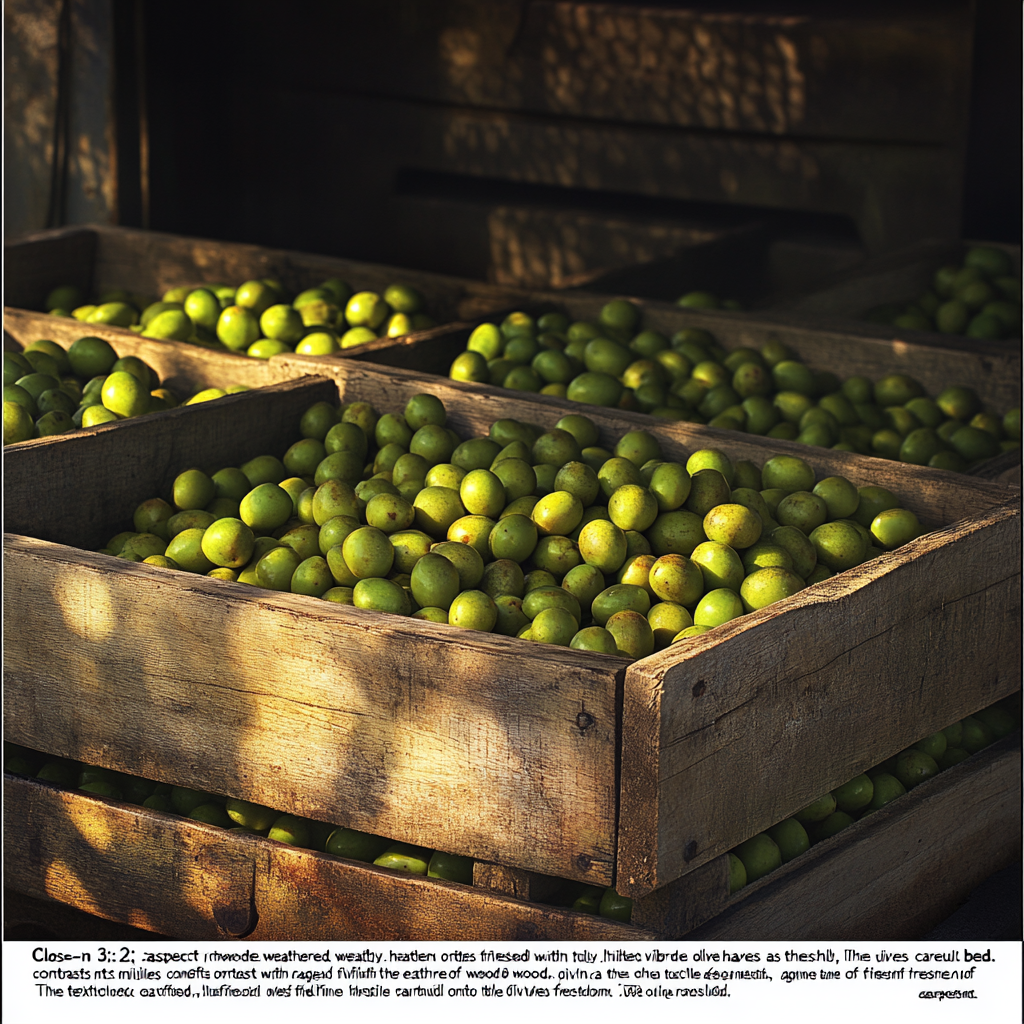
629 853 730 937
5 889 169 941
472 861 563 904
3 774 653 941
687 734 1022 940
618 499 1022 896
3 537 620 885
251 844 651 941
3 777 256 939
291 3 973 146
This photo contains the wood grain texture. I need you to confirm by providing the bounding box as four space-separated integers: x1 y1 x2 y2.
5 889 168 941
251 844 651 941
3 366 1019 893
687 735 1022 940
618 500 1021 896
472 861 563 903
4 774 653 941
266 2 974 146
3 777 256 939
3 537 620 885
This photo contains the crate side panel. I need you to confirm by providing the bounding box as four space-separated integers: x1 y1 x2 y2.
2 376 336 549
3 228 98 309
3 776 257 940
688 736 1022 940
619 502 1022 895
3 540 619 884
251 845 652 941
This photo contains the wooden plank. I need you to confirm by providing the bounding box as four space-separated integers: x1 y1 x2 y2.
687 735 1022 940
4 889 168 941
252 92 964 254
251 845 651 941
2 230 97 309
4 774 654 941
629 854 730 937
265 2 974 145
3 776 257 939
3 537 620 886
472 861 563 904
618 499 1022 896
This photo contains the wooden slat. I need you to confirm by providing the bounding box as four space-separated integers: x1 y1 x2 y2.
252 92 964 254
265 2 974 146
4 889 168 941
3 774 654 941
472 861 563 904
3 778 256 939
3 538 620 885
618 499 1022 896
251 844 650 941
687 735 1022 940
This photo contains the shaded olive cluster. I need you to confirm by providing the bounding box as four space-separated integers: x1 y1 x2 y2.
727 699 1019 892
3 336 245 444
865 245 1020 340
448 302 1020 472
4 741 632 922
42 277 435 359
104 393 923 662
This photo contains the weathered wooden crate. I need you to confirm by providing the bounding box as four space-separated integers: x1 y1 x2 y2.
772 239 1022 328
6 225 1019 413
4 361 1020 900
5 733 1018 940
2 223 512 328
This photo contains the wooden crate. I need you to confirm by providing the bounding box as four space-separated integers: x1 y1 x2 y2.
6 224 1019 412
1 223 513 327
4 362 1020 899
5 733 1018 940
772 239 1022 326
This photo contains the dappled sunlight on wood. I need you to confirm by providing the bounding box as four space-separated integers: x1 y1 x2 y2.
53 565 118 644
